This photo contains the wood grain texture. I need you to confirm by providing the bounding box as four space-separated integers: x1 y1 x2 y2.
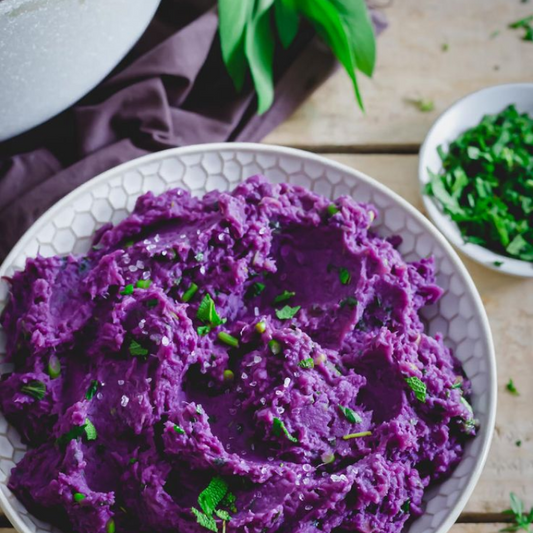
265 0 533 150
321 154 533 513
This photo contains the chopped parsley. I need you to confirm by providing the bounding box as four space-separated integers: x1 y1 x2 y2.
327 204 340 216
516 440 522 447
57 418 97 447
298 358 315 369
425 105 533 261
275 305 301 320
338 267 351 285
129 340 148 358
182 282 199 302
506 378 519 396
272 417 298 444
217 332 239 348
191 475 231 532
401 499 411 513
509 14 533 41
20 380 46 400
197 325 212 336
135 279 152 289
47 354 61 379
174 425 185 435
85 380 99 400
501 492 533 532
273 290 295 304
405 376 427 403
340 296 358 308
338 405 362 424
73 492 86 502
246 282 266 298
342 431 372 440
197 294 225 328
84 418 98 441
191 508 217 532
120 284 134 295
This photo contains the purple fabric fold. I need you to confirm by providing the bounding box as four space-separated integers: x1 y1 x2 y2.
0 0 386 262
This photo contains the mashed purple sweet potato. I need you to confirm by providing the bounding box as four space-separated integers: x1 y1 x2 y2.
0 176 476 533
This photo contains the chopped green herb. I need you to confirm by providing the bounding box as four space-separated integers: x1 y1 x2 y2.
441 43 449 52
57 424 87 448
198 475 229 516
129 340 148 357
124 239 134 248
493 260 504 267
516 440 522 447
135 279 152 289
21 380 46 400
451 378 463 390
246 282 266 298
275 305 301 320
197 294 225 327
506 378 519 396
327 204 340 216
146 298 159 308
272 417 298 444
106 519 116 533
273 290 295 304
338 405 362 424
120 284 134 295
509 14 533 41
85 380 99 401
268 339 282 355
191 508 217 532
217 332 239 348
405 376 427 403
129 458 138 464
298 358 315 369
340 296 358 308
84 418 97 441
73 492 86 502
174 425 185 435
320 452 335 464
198 325 212 336
500 492 533 532
490 30 500 39
409 98 435 112
255 321 267 334
47 354 61 379
342 431 372 440
338 267 351 285
182 283 199 302
425 105 533 261
215 509 231 521
223 369 234 382
401 499 411 513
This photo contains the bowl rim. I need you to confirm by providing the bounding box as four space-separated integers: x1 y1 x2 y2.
419 82 533 278
0 142 497 533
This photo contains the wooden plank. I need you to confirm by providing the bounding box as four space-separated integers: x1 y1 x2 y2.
322 154 533 513
265 0 533 150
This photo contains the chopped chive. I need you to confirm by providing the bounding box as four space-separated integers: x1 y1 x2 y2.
275 305 301 320
327 204 340 216
129 340 148 357
73 492 86 502
47 354 61 379
182 283 199 302
298 358 314 369
217 332 239 348
174 425 185 435
20 380 46 400
272 417 298 444
84 418 97 441
106 519 116 533
223 369 234 382
268 339 282 355
85 380 99 400
255 321 267 333
338 267 351 285
273 290 295 304
342 431 372 440
120 284 134 295
136 279 152 289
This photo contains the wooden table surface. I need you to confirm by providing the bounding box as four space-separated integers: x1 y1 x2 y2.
274 0 533 531
1 1 532 533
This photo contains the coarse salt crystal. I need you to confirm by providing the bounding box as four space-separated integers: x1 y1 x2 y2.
96 392 103 400
161 336 170 346
254 307 259 317
146 378 152 383
128 265 138 272
276 407 285 415
123 255 130 265
142 270 151 280
118 380 124 386
249 381 257 387
298 493 304 501
253 355 262 364
241 372 248 380
275 390 283 396
136 260 144 269
154 234 160 243
161 250 167 256
139 319 146 329
284 378 291 388
121 395 129 407
137 395 143 404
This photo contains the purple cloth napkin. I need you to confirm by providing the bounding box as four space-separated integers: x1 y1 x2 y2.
0 0 386 262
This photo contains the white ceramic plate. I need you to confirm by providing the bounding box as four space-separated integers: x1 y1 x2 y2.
0 143 496 533
419 83 533 278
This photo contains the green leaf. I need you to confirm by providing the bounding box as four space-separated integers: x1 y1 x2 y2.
272 417 299 443
506 378 519 396
245 0 276 115
57 424 87 448
84 418 97 441
174 425 185 435
197 294 225 327
275 0 300 48
21 380 46 400
86 380 99 401
274 290 295 304
338 405 362 424
218 0 253 91
405 376 427 403
129 340 148 358
246 281 266 298
198 476 229 516
328 0 376 77
192 508 218 532
275 305 301 320
215 509 231 521
298 358 314 369
198 325 212 336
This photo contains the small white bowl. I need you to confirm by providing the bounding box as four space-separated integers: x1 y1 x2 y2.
419 83 533 277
